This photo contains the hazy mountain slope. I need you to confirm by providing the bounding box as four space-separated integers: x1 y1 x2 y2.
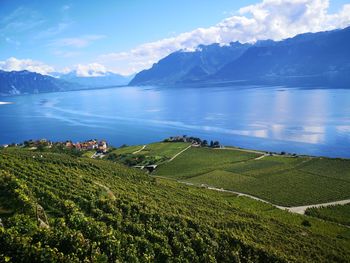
214 27 350 87
129 42 251 85
0 70 79 96
130 27 350 88
59 71 133 87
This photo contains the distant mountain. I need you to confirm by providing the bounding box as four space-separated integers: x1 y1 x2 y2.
130 27 350 88
0 70 79 96
59 71 133 87
214 27 350 87
129 42 251 85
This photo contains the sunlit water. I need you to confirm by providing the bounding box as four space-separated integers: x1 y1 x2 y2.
1 85 350 157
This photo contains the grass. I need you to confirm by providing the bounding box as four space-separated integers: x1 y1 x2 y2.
155 148 350 206
306 204 350 226
0 147 350 262
81 150 95 158
109 145 144 155
154 147 259 179
137 142 190 158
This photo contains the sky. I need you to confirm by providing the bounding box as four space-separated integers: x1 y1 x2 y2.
0 0 350 76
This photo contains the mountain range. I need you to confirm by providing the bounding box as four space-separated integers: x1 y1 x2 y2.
58 71 133 88
1 27 349 96
0 70 132 96
130 26 350 88
0 70 78 96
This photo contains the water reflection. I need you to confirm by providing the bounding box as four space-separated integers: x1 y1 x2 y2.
1 86 350 157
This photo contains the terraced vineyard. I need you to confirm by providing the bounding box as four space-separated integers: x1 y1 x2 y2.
306 204 350 226
155 147 350 206
154 147 259 179
1 147 350 262
107 142 191 166
110 142 190 158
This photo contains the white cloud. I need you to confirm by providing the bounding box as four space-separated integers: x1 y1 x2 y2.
0 57 55 75
99 0 350 75
0 7 45 34
0 57 114 77
72 63 108 77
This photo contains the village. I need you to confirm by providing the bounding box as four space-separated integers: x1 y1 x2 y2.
2 139 109 155
64 139 108 153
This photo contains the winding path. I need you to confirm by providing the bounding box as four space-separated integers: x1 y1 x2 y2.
154 175 350 215
168 145 192 162
286 199 350 214
133 145 146 154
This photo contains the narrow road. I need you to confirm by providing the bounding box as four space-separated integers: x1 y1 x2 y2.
133 145 146 154
153 175 350 215
286 199 350 214
168 145 192 162
254 154 266 160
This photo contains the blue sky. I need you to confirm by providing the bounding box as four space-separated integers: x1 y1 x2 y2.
1 0 350 75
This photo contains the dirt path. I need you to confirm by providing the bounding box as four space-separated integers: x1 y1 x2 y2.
133 145 146 154
286 199 350 214
153 175 350 215
168 145 192 162
254 154 266 160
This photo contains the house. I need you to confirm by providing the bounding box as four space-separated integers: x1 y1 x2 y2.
65 141 73 149
98 140 108 153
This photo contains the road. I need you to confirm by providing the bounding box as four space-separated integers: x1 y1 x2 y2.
286 199 350 214
133 145 146 154
153 175 350 215
168 145 192 162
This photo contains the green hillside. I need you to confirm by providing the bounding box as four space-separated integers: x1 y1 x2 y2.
155 147 350 206
0 147 350 262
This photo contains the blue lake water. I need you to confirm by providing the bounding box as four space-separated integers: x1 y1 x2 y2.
1 85 350 158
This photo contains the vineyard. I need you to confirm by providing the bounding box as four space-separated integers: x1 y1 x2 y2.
155 147 350 206
1 147 350 262
306 204 350 226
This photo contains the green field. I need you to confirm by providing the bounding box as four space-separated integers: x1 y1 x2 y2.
109 145 145 155
155 147 350 206
155 147 259 179
111 142 190 159
0 147 350 262
136 142 190 158
106 142 191 166
306 204 350 226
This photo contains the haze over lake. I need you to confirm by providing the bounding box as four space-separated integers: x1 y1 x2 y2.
1 85 350 158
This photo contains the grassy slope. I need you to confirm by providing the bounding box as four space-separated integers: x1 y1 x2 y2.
109 145 145 155
154 147 259 179
306 204 350 226
0 148 349 262
136 142 190 158
155 148 350 206
110 142 190 159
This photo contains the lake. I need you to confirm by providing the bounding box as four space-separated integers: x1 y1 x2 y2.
1 85 350 158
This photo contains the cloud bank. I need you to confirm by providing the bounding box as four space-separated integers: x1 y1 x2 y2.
70 63 108 77
0 57 54 75
99 0 350 75
1 0 350 76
